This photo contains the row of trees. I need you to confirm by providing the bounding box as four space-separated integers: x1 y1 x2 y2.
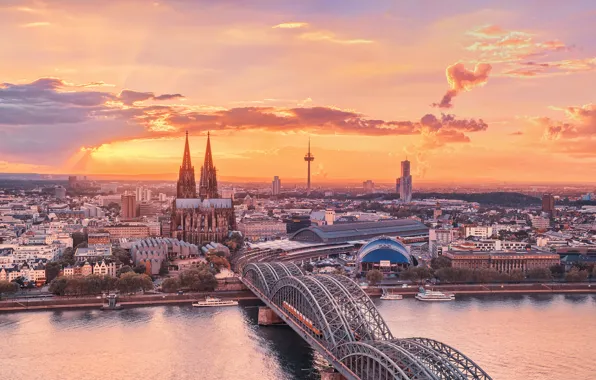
161 263 218 293
365 265 596 285
48 272 153 296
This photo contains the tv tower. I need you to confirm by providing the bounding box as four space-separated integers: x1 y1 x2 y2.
304 137 315 193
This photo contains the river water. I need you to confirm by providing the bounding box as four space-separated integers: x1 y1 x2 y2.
0 294 594 380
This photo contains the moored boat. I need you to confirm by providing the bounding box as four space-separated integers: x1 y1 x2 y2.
192 296 239 307
415 287 455 302
380 288 403 300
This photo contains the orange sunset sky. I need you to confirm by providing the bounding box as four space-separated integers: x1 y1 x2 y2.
1 1 596 183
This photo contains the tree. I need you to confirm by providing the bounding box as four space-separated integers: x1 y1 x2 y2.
207 255 231 270
45 262 62 283
366 269 383 286
565 267 589 282
101 276 119 293
161 277 181 293
60 247 75 266
117 265 132 277
133 264 148 275
527 267 553 281
430 256 451 271
49 277 68 296
71 232 87 248
400 267 432 283
112 248 132 266
507 270 525 283
549 264 565 279
0 281 18 299
224 232 244 252
179 267 217 291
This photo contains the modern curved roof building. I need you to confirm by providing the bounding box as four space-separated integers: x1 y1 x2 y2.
290 219 428 244
357 236 417 273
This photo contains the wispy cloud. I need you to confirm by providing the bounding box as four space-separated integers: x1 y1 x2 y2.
272 22 309 29
21 21 51 28
299 31 373 45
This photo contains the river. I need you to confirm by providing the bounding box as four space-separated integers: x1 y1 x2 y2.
0 294 594 380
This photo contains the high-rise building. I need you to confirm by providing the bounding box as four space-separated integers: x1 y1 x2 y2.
398 158 413 202
304 138 315 193
121 193 137 219
135 187 152 202
199 131 218 198
177 131 197 198
542 194 555 216
272 176 281 195
363 180 375 194
54 186 66 200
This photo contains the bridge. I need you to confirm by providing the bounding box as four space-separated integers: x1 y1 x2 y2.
241 262 492 380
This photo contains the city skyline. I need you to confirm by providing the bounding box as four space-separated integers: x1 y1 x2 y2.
2 1 596 184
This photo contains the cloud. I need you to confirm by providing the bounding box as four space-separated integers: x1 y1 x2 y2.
117 90 183 105
21 21 51 27
433 62 492 108
509 131 524 136
0 78 490 167
299 31 373 45
272 22 309 29
467 24 508 38
465 25 593 78
535 104 596 156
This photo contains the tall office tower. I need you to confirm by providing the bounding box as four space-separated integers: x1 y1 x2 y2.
304 138 315 193
272 176 281 195
363 180 375 194
121 193 137 219
399 158 413 202
199 132 219 198
542 194 555 216
177 131 197 198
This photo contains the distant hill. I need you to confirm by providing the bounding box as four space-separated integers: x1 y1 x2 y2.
413 192 541 206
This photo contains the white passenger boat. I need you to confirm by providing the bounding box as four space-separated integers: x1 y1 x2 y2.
192 296 239 307
380 288 403 300
415 287 455 302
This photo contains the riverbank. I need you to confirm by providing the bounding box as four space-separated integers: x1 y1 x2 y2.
1 282 594 313
0 290 259 313
368 282 596 296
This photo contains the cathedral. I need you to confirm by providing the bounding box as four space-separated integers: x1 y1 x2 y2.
170 132 236 245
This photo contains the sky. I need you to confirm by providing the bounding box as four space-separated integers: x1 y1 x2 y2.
1 0 596 184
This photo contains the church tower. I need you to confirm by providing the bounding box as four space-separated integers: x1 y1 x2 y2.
176 131 197 198
199 132 219 198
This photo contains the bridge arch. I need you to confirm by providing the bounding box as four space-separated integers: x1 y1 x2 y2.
312 275 393 341
269 275 355 349
242 262 303 297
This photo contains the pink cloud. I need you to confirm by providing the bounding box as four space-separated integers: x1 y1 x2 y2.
433 62 492 108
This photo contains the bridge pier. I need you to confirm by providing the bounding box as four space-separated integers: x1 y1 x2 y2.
320 369 347 380
258 306 285 326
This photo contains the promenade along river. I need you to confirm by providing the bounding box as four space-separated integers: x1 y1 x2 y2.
1 294 594 380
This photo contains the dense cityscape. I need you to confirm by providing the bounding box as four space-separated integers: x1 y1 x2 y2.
3 1 596 379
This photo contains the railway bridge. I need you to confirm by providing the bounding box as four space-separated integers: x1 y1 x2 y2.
241 262 492 380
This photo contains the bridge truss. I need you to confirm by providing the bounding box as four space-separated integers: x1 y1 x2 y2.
242 262 492 380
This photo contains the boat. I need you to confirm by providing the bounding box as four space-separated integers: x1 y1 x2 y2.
192 296 239 307
415 287 455 302
380 288 403 300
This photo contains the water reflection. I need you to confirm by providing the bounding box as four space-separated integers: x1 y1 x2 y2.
0 294 594 380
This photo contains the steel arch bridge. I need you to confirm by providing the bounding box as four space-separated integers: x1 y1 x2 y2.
242 262 492 380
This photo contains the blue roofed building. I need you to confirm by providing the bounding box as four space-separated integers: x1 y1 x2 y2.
356 236 417 274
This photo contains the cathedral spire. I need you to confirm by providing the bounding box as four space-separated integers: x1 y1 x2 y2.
199 131 219 198
181 130 193 169
176 130 196 198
